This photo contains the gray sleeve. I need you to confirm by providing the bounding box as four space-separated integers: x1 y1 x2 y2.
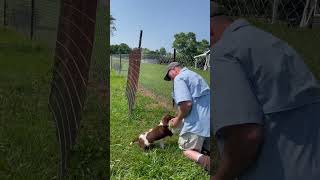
212 57 264 136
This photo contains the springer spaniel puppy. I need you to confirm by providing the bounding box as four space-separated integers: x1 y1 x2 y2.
130 114 174 150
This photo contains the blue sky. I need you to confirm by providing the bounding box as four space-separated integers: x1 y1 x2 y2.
110 0 209 52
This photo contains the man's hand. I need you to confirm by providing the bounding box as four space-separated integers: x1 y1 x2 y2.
170 100 192 128
215 123 263 180
169 117 182 128
177 101 192 120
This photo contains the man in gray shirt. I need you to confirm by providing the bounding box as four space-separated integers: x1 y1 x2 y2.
211 1 320 180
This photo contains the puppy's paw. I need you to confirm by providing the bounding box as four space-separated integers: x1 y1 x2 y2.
159 141 165 149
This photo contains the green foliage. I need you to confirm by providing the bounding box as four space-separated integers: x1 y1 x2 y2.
159 47 167 56
173 32 198 60
0 27 107 179
66 89 108 179
148 50 160 57
110 71 210 179
0 28 59 179
172 32 209 66
197 39 209 54
141 48 173 64
111 43 132 54
141 48 149 54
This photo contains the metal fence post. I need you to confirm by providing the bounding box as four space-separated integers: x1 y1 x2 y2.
3 0 7 26
138 30 143 48
30 0 35 39
119 53 122 74
110 55 112 69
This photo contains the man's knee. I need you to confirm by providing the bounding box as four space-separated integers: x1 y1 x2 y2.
178 132 205 152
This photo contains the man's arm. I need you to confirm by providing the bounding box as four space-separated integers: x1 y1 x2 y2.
171 100 192 128
214 123 263 180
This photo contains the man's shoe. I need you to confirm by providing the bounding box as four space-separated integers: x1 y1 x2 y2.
197 155 210 173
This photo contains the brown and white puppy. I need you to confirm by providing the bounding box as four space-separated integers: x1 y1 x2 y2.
130 114 174 150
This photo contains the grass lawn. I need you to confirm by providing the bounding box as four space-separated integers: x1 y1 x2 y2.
0 27 107 179
0 28 59 179
66 84 108 179
110 70 210 179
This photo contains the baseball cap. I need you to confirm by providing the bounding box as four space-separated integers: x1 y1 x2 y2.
163 62 181 81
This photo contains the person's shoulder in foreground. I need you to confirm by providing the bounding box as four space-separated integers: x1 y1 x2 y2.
210 3 320 179
213 18 320 114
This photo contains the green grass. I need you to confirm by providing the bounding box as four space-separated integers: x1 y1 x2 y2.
110 20 320 179
0 27 59 179
110 71 210 179
66 85 108 179
0 27 108 179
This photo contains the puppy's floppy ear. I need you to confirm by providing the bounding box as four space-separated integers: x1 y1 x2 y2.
138 138 147 150
161 114 173 126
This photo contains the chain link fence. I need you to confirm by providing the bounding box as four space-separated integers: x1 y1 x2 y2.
220 0 320 27
110 53 129 76
125 49 142 114
111 51 210 76
111 51 210 113
0 0 60 47
49 0 108 178
1 0 108 178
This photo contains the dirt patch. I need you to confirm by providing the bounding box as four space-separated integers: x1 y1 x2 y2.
87 81 175 112
138 85 175 112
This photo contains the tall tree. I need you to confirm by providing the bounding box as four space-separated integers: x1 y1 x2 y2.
173 32 210 65
172 32 198 59
142 48 151 54
159 47 167 56
197 39 209 54
110 44 119 54
111 43 131 54
118 43 131 54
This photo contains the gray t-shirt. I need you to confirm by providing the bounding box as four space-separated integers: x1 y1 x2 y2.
211 19 320 180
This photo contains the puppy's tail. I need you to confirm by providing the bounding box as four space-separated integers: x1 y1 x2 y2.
130 137 139 145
